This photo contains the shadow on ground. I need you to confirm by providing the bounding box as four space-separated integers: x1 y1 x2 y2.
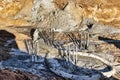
98 36 120 49
0 30 19 61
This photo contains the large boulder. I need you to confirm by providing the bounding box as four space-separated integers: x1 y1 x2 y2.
31 0 83 31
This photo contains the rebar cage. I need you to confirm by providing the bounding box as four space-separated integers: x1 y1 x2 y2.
24 28 120 63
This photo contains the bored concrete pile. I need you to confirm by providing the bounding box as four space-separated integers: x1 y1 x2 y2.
30 28 117 80
29 0 120 79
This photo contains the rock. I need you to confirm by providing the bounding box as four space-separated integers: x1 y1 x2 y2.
31 0 82 31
